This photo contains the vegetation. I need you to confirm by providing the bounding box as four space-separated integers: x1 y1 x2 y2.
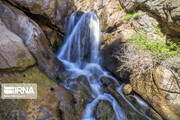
123 13 140 21
117 6 122 11
154 25 163 36
116 28 180 75
130 30 180 58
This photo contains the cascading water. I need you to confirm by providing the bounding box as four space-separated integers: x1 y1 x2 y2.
58 12 100 65
57 12 151 120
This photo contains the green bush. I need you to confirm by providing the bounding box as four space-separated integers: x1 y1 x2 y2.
130 30 180 58
123 13 140 21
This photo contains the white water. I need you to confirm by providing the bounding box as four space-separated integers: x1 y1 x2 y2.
57 12 151 120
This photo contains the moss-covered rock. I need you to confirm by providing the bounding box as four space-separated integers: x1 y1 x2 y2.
0 66 78 120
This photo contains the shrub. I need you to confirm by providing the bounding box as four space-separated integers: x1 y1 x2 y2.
116 29 180 76
130 30 180 58
123 13 140 21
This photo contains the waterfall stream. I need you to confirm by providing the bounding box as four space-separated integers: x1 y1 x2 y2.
57 12 151 120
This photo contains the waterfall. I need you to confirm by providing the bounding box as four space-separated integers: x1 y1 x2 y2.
57 11 151 120
57 12 101 65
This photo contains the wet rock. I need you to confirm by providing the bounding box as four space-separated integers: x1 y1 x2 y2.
7 0 76 32
0 66 77 120
0 19 35 71
95 100 115 120
35 20 64 52
123 84 132 95
67 75 93 118
146 108 163 120
100 76 118 87
103 84 149 120
0 0 64 79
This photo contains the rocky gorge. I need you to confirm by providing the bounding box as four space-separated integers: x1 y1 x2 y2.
0 0 180 120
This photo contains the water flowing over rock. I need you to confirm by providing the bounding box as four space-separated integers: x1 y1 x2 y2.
57 12 127 120
57 11 152 120
58 12 101 65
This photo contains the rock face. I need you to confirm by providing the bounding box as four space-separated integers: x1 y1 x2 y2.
130 70 179 120
0 1 77 119
119 0 180 37
7 0 76 32
153 67 180 118
0 0 64 79
0 66 77 120
0 19 35 71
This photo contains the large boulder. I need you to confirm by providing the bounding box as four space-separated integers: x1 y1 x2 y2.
153 67 180 118
0 0 64 79
0 19 35 71
32 18 64 52
130 69 180 120
7 0 76 32
0 66 77 120
95 100 115 120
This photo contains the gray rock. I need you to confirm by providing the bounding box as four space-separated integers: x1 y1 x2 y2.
7 0 76 32
0 0 64 79
0 19 35 71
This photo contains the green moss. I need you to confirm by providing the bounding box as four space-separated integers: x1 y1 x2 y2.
102 114 107 120
0 66 54 95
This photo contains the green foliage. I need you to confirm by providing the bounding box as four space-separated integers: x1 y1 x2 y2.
123 13 133 21
154 25 163 36
130 30 180 58
132 13 140 19
123 13 140 21
117 6 122 11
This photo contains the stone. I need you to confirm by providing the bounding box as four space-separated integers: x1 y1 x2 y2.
153 67 180 118
102 84 149 120
119 0 180 37
7 0 76 32
0 0 64 79
123 84 132 95
34 19 64 52
0 19 35 71
130 70 180 120
62 75 93 118
146 108 163 120
100 76 119 87
95 100 115 120
0 66 77 120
